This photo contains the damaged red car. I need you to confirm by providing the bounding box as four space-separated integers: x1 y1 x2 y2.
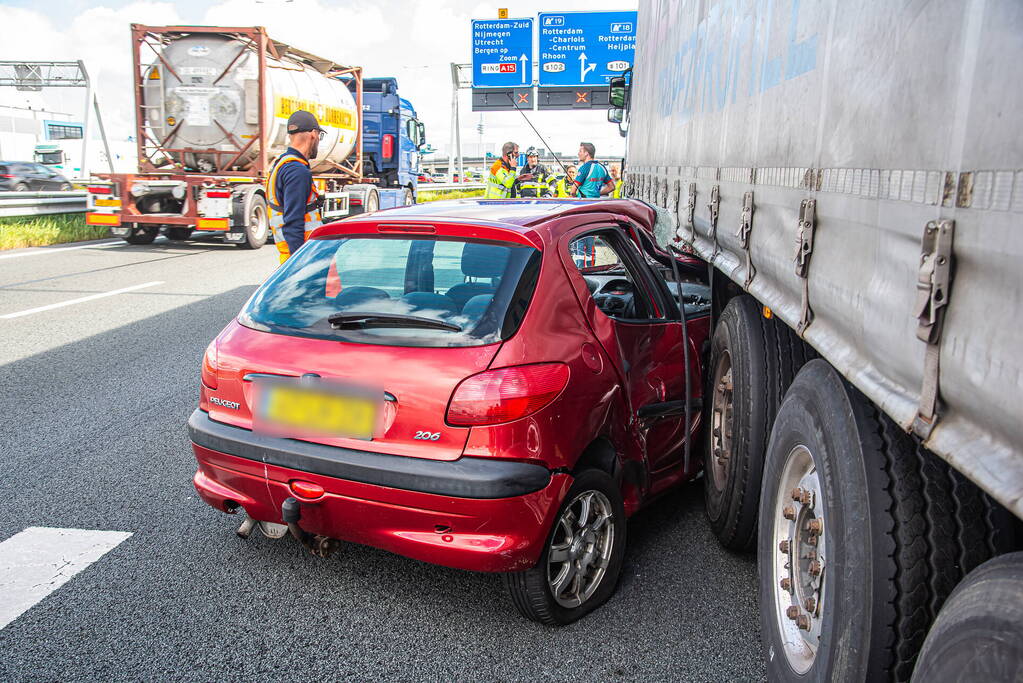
189 199 711 624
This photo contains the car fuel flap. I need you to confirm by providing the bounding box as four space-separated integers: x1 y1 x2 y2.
207 320 501 462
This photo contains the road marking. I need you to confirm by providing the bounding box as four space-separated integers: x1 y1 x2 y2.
0 527 132 630
0 239 126 261
0 281 164 319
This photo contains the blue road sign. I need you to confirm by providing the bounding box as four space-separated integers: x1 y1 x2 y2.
471 18 534 88
538 11 637 87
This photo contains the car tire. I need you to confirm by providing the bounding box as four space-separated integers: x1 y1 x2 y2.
704 296 811 551
122 226 158 245
504 469 626 625
911 552 1023 682
13 183 28 192
236 191 269 249
165 227 193 241
59 182 73 191
758 359 1013 681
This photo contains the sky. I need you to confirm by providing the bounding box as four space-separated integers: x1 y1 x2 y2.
0 0 635 165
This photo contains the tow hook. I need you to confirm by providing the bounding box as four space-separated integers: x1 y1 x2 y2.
281 497 341 558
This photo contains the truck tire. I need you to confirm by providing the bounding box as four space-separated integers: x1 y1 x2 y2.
704 296 811 551
236 190 268 249
122 226 158 245
364 188 379 214
165 227 193 241
758 359 1013 681
504 469 626 625
911 552 1023 682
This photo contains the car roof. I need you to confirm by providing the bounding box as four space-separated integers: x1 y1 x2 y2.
315 199 657 246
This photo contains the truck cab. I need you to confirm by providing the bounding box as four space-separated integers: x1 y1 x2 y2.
357 77 425 196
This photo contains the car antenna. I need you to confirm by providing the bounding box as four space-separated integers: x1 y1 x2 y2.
505 92 572 178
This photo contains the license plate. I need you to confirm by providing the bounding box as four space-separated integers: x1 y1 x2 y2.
93 198 121 207
256 382 377 439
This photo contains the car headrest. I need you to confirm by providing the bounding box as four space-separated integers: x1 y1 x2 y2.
461 243 509 278
400 292 458 315
335 286 390 307
460 294 493 321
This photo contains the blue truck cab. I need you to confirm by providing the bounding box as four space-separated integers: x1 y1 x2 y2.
357 77 425 200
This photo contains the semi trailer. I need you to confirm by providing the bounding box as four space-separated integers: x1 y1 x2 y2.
86 25 425 247
612 0 1023 680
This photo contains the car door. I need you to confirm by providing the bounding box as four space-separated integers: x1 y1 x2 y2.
37 164 60 189
560 226 691 477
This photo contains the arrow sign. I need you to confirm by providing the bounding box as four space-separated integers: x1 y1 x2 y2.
578 52 595 82
538 11 637 87
520 54 528 84
471 18 534 88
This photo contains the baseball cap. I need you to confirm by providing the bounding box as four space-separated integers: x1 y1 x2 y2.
287 110 325 134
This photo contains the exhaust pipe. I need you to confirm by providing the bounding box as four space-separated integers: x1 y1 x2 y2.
281 497 341 558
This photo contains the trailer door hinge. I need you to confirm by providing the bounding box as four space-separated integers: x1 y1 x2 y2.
686 182 697 243
671 179 682 242
737 190 755 288
794 199 816 334
912 219 955 438
707 184 720 257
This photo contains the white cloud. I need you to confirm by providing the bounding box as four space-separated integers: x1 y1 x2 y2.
1 0 634 169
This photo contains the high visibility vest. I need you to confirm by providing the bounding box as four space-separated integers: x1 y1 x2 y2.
484 163 515 199
516 165 549 197
612 179 623 198
554 178 571 198
266 153 322 264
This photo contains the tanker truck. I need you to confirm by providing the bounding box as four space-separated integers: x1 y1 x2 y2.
610 1 1022 680
86 25 425 247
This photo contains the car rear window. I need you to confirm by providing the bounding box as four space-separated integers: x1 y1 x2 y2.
239 236 541 347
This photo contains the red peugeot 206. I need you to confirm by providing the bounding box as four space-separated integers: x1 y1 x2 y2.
190 199 711 624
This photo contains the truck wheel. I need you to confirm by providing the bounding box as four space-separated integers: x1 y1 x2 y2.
911 552 1023 682
122 226 158 245
704 296 810 551
504 469 626 625
236 192 268 249
165 227 193 241
759 359 1013 681
364 188 380 214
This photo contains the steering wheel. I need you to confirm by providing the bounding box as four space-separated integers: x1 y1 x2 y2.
594 278 635 317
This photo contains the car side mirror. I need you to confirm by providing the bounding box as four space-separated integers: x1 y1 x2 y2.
607 108 624 124
417 122 426 149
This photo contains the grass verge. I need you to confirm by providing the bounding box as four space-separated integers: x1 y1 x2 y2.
0 214 110 250
418 188 485 202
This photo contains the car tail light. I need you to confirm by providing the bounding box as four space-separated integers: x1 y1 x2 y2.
289 480 325 500
382 134 395 160
0 173 14 178
446 363 570 426
201 341 218 389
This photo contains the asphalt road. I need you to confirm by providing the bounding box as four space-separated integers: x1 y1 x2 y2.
0 236 764 682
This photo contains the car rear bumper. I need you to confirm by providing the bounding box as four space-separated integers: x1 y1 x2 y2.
189 409 571 572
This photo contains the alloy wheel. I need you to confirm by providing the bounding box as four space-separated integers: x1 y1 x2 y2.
547 490 616 608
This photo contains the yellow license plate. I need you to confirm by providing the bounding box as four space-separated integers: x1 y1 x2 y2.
259 384 376 439
86 212 121 226
93 198 121 207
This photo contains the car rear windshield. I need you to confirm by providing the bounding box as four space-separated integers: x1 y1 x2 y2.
239 236 542 347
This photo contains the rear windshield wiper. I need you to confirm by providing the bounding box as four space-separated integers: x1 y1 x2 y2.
327 312 463 333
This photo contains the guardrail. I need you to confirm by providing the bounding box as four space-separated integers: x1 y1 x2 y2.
421 183 486 191
0 191 88 218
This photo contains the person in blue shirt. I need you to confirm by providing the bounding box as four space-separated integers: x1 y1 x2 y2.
571 142 616 199
265 110 325 263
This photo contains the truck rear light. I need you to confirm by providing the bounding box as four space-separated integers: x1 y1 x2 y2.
382 134 395 160
205 190 231 198
446 363 570 426
201 341 218 389
87 185 111 194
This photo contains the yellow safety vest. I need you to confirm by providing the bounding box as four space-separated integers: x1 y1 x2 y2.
554 178 572 198
266 153 322 264
612 179 623 199
485 163 516 199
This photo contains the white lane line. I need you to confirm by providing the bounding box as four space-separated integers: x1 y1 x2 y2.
0 526 132 630
0 239 126 260
0 281 164 319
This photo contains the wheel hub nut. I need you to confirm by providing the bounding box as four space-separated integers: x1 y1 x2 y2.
780 577 792 592
807 519 823 534
786 605 800 620
799 489 813 506
779 540 790 554
796 614 811 630
783 505 796 520
790 487 803 501
809 560 822 576
804 597 816 612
